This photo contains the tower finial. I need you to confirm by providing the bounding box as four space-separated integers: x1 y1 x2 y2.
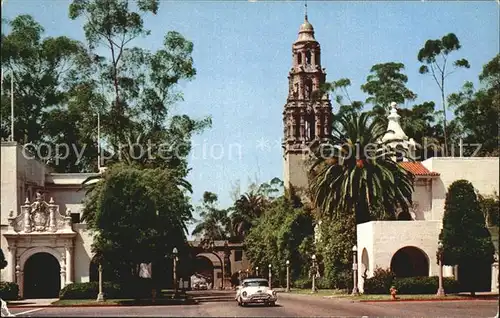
304 0 308 21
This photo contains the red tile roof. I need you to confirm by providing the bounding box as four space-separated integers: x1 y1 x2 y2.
399 162 440 177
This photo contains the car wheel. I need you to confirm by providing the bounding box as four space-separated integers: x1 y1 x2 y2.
269 301 275 306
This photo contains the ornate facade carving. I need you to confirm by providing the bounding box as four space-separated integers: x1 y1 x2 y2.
7 192 74 234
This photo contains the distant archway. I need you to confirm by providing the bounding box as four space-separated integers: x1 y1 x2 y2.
390 246 429 278
194 253 222 289
24 253 61 298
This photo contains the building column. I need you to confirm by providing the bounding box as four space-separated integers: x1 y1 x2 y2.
8 245 16 282
492 260 499 293
299 110 305 141
60 256 67 289
16 265 23 299
65 244 74 285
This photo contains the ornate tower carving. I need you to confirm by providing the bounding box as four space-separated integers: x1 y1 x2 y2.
283 12 333 192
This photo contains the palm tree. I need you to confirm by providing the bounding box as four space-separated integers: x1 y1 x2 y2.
230 190 268 238
309 112 414 224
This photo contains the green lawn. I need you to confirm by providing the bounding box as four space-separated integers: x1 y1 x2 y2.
285 289 498 301
52 299 131 306
52 296 194 307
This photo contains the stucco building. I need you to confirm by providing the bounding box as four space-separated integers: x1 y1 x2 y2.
281 15 499 293
0 142 250 298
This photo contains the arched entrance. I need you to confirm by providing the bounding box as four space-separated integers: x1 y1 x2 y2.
194 256 214 286
390 246 429 278
24 252 61 298
194 253 222 289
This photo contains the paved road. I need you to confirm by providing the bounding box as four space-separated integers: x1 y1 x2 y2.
8 293 499 317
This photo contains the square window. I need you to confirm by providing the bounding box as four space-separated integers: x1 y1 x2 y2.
234 250 243 262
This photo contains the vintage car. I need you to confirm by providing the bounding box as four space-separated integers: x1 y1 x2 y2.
235 278 277 306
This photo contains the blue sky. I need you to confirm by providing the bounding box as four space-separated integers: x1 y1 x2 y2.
3 1 499 233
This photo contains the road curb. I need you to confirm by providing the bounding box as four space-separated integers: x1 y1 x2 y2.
8 300 199 308
358 298 499 303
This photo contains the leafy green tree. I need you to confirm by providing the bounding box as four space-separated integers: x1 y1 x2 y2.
69 0 211 169
315 213 356 289
85 163 193 282
0 249 7 270
191 192 231 242
0 15 101 172
309 112 414 224
361 62 417 126
439 180 495 295
321 78 364 131
478 192 499 227
244 196 314 287
448 54 499 156
417 33 470 156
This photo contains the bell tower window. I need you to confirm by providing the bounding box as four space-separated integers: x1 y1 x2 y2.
305 50 311 65
297 53 302 65
315 51 320 66
304 79 313 99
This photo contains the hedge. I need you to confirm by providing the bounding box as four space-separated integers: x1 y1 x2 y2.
0 282 19 300
393 276 461 294
364 274 463 295
59 278 154 300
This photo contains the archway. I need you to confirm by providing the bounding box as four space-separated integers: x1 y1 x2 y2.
361 248 369 277
390 246 429 278
194 256 214 286
193 253 222 289
24 252 61 298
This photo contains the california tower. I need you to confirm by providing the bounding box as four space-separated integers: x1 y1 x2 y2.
282 11 333 194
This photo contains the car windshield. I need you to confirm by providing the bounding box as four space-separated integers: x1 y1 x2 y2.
243 280 268 287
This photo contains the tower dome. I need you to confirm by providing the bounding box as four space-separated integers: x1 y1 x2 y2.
296 15 316 43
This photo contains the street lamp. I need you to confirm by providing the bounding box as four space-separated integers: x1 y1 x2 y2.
436 240 445 296
172 247 178 296
268 264 272 287
286 260 290 293
311 255 317 293
256 266 259 277
351 245 359 295
97 263 105 302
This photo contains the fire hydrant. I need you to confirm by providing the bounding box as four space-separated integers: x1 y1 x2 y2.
390 286 398 300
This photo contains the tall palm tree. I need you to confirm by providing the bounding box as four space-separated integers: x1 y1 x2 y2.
309 112 414 224
230 191 263 238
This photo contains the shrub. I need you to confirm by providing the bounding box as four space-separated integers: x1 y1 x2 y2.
59 282 121 299
394 276 462 294
292 277 311 289
363 267 395 294
0 282 19 300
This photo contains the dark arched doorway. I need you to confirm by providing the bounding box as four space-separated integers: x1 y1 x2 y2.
390 246 429 278
24 252 60 298
194 255 214 287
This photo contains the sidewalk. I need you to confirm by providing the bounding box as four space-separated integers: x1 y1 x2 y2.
7 298 57 307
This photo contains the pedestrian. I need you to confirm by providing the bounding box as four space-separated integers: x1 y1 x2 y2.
1 298 14 317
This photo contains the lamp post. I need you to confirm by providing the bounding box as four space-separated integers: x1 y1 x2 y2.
97 263 105 302
286 260 290 293
351 245 359 295
256 266 259 277
268 264 272 287
436 240 445 296
311 255 317 293
172 247 178 297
